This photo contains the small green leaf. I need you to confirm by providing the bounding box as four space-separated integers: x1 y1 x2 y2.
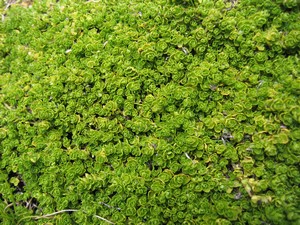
10 177 19 186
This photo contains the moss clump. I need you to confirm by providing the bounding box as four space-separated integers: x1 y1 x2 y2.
0 0 299 224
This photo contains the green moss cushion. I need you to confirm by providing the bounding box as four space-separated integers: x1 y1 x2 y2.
0 0 299 224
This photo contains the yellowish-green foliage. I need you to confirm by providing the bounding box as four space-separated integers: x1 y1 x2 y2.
0 0 299 224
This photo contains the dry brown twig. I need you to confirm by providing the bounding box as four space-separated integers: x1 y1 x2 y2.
17 209 115 225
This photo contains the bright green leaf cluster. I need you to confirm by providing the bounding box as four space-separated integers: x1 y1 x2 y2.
0 0 299 224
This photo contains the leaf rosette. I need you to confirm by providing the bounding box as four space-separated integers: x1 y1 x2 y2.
169 174 190 189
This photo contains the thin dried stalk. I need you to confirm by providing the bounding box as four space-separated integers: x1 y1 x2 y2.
17 209 115 225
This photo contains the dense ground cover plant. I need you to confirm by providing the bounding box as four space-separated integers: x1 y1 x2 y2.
0 0 299 224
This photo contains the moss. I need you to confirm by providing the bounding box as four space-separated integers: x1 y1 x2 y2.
0 0 299 224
